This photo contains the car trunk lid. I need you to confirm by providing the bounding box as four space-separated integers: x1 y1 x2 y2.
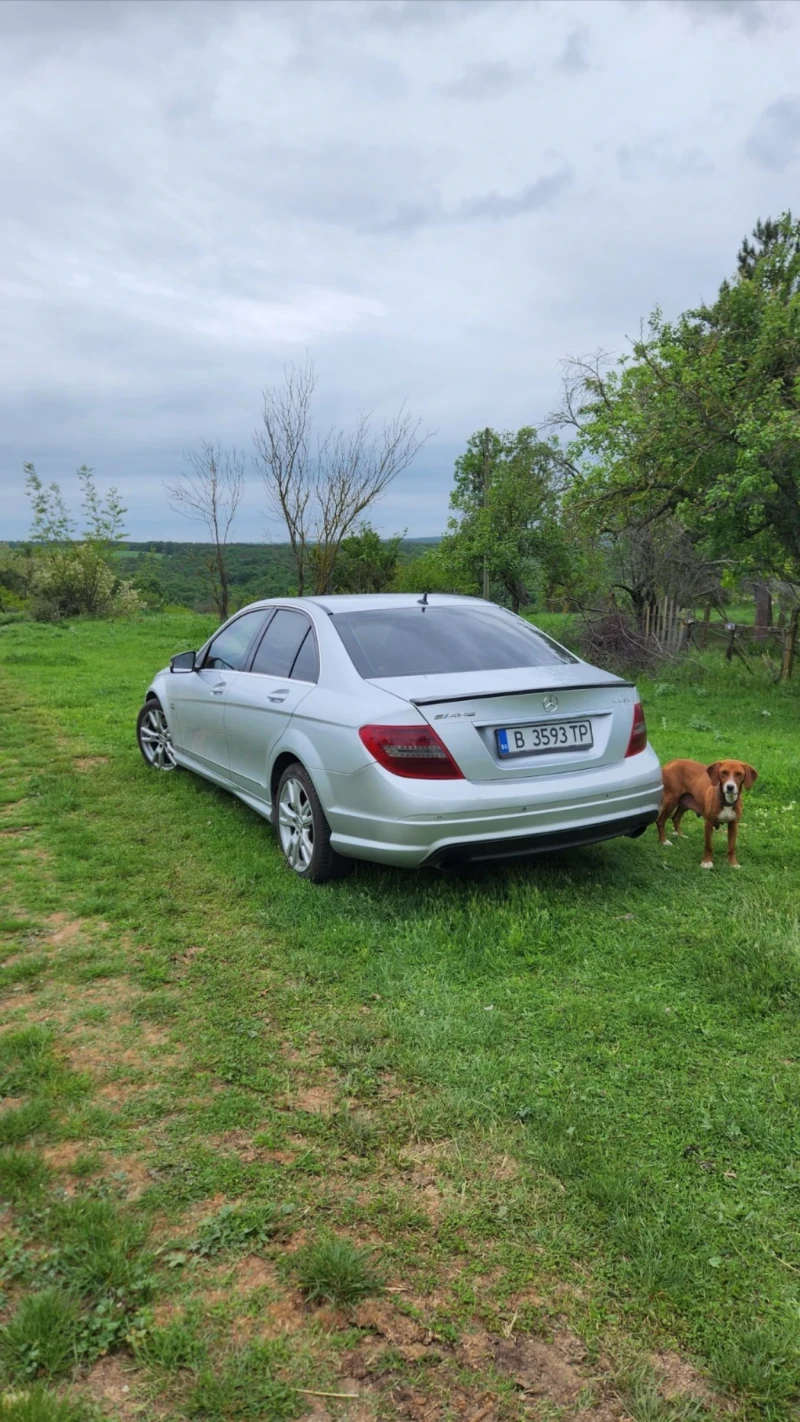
369 665 637 782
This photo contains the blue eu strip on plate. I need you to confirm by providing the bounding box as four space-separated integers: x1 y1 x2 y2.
497 729 509 756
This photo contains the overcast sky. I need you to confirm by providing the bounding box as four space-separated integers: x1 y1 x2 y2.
2 0 799 542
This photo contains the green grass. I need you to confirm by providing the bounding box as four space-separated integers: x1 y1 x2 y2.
0 612 799 1419
187 1342 300 1420
0 1150 52 1204
294 1234 384 1306
0 1289 82 1382
0 1386 94 1422
187 1202 292 1258
132 1313 208 1372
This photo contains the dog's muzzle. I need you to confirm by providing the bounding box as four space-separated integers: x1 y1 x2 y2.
723 782 739 804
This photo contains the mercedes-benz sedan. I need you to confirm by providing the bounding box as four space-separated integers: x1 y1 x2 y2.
136 594 662 881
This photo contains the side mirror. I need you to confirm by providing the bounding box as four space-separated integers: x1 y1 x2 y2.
170 650 197 673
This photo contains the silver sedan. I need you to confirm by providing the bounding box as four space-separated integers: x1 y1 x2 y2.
136 594 663 881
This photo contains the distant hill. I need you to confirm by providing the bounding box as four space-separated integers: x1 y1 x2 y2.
111 538 441 611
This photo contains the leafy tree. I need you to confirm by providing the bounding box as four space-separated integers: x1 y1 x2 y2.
737 213 798 278
329 523 403 593
446 427 562 612
390 540 469 595
555 212 800 584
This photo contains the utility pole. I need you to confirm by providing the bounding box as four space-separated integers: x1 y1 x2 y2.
481 427 491 600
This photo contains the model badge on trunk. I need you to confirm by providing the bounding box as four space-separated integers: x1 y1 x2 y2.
542 695 559 713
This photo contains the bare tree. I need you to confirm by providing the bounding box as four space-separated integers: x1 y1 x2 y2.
254 358 429 595
253 359 316 595
165 440 245 620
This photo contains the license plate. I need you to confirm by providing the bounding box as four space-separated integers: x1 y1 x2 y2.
496 720 593 756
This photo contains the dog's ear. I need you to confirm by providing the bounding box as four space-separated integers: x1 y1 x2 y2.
706 762 722 782
742 764 758 789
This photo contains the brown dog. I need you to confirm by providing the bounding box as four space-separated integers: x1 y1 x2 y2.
656 759 758 869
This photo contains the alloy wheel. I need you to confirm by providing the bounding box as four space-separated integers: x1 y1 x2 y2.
278 775 314 871
138 704 177 770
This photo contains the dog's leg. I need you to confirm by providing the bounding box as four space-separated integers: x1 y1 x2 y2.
727 818 740 869
672 807 687 838
701 818 714 869
656 797 676 846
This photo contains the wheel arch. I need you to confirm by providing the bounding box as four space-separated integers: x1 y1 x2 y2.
269 749 333 829
271 750 303 807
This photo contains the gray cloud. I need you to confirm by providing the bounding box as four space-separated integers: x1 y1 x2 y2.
372 165 572 233
617 138 714 182
367 0 510 30
557 26 591 71
671 0 778 32
744 96 800 171
459 167 573 220
439 60 533 101
1 0 799 541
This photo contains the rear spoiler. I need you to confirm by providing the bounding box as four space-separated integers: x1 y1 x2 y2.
410 680 634 707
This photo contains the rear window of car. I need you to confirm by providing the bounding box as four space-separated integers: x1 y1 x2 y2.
332 606 576 679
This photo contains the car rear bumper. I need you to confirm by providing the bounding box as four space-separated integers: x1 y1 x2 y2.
426 810 656 866
322 747 663 867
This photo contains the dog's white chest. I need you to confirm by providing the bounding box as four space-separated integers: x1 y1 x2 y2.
716 806 737 825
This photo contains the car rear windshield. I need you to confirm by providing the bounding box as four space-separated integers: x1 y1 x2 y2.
332 606 577 679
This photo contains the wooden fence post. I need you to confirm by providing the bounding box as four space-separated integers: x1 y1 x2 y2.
781 609 799 681
724 622 755 675
679 612 694 652
699 604 711 649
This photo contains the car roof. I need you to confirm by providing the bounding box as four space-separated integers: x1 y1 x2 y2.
307 593 492 614
242 593 494 616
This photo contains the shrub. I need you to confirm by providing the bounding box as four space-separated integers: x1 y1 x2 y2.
578 609 659 678
0 544 33 614
23 463 143 622
28 547 142 623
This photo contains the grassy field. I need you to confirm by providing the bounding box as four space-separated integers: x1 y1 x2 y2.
0 613 798 1422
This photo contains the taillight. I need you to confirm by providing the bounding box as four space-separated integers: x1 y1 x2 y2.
359 724 464 779
625 701 648 757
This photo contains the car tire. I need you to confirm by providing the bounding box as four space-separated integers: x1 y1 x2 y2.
136 697 178 771
275 762 352 883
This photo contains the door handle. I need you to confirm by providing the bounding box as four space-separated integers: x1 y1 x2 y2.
211 683 226 696
267 689 290 703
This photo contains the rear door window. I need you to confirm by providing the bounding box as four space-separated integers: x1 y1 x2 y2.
204 611 268 671
332 607 576 679
289 630 320 683
250 609 313 679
